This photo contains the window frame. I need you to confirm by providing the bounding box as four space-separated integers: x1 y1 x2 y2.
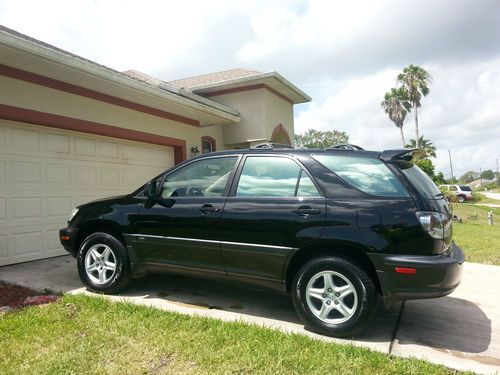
229 154 324 199
201 136 216 154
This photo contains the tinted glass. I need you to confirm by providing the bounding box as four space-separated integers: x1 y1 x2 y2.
297 171 321 197
459 185 472 191
449 186 458 191
313 155 408 197
162 157 237 198
398 162 442 199
236 156 302 197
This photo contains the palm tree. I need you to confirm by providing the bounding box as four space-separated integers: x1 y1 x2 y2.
397 65 432 149
381 88 411 147
405 136 436 158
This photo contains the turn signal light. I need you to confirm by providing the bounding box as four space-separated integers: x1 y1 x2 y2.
60 235 70 241
395 267 416 274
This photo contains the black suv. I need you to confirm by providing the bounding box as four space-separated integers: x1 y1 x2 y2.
60 143 464 337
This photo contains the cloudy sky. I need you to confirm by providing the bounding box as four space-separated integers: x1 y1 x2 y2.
1 0 499 177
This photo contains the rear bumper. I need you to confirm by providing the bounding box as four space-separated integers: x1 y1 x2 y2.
59 227 79 257
368 243 464 303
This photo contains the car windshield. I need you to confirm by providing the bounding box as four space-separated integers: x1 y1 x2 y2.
398 162 442 199
459 185 472 191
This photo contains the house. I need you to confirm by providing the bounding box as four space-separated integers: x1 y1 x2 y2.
0 25 310 266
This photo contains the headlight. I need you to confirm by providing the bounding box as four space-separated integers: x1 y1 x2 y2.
68 208 79 223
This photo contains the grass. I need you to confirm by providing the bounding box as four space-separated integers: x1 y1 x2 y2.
0 294 463 375
451 203 500 265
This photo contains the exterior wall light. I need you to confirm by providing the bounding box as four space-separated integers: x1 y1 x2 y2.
190 146 200 157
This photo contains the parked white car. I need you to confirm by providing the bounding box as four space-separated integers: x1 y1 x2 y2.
439 184 473 203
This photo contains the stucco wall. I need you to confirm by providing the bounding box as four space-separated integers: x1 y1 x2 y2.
205 89 267 146
0 76 201 153
206 87 294 147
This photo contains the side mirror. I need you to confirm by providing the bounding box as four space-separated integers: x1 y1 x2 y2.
146 180 159 198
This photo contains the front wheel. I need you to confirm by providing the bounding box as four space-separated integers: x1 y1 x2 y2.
77 232 132 293
292 256 377 337
457 195 465 203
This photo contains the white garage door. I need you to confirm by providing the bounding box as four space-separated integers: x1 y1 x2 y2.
0 120 174 266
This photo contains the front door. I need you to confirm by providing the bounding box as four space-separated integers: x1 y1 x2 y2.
135 155 239 275
220 155 326 284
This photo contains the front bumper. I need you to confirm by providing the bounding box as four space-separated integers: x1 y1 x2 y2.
59 227 79 257
368 243 464 303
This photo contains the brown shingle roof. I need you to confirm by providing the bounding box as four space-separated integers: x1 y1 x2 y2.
168 68 263 89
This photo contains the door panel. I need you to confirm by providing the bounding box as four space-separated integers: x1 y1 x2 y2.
134 156 239 273
220 155 326 283
135 197 227 272
221 197 325 281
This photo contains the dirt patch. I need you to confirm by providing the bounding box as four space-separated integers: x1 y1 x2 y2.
0 281 59 311
0 281 38 308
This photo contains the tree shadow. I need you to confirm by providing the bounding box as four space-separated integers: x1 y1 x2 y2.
396 296 491 353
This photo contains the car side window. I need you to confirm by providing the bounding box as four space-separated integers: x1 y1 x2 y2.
161 157 237 198
313 154 409 197
449 186 457 191
297 170 321 197
236 156 320 197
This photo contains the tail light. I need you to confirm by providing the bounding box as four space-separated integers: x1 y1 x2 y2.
416 211 447 239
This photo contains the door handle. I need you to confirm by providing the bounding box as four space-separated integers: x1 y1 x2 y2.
199 204 221 214
292 206 321 216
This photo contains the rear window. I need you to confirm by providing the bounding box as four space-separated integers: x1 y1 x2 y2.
398 162 441 199
312 155 408 197
459 185 472 191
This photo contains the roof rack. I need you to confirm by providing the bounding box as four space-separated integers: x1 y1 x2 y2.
251 142 294 149
326 143 364 151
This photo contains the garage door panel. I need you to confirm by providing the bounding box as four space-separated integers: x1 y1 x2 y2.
9 126 41 151
46 132 71 154
46 163 72 184
99 140 120 159
0 120 175 266
74 136 97 156
0 160 5 183
12 160 41 183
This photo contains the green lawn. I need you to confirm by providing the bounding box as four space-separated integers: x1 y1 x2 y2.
452 204 500 265
0 294 463 375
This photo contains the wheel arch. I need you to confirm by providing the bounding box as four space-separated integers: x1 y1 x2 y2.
75 220 125 250
285 244 382 295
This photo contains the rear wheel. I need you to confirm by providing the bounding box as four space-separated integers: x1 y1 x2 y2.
457 195 465 203
292 256 377 337
77 232 132 293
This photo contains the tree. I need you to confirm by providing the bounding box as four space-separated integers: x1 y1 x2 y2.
414 158 435 179
295 129 349 149
397 65 432 149
433 171 446 185
481 169 495 180
405 136 436 159
381 87 411 147
459 171 479 183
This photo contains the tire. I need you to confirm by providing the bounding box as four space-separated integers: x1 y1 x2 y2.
292 256 377 337
457 195 465 203
77 232 132 293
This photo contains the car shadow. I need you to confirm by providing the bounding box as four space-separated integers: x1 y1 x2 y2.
117 272 401 343
396 297 492 353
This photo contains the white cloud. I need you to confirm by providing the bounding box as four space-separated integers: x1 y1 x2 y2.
1 0 499 177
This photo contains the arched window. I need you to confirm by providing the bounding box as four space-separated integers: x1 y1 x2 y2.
271 124 292 146
201 136 216 154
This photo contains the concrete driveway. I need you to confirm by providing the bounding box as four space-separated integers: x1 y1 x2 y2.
1 256 498 374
